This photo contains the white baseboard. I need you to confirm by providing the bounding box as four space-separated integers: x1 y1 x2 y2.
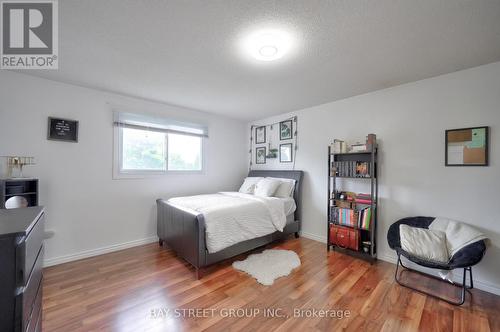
301 232 500 296
300 231 327 244
43 236 158 267
468 277 500 296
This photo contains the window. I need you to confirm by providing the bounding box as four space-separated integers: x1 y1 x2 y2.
121 127 167 171
113 111 207 177
167 133 202 171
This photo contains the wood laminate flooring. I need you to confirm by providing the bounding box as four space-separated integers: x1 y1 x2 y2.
42 238 500 331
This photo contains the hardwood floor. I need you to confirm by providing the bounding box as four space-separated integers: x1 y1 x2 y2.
42 237 499 332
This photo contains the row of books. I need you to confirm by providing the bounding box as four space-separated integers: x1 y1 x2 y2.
334 208 358 228
331 161 372 178
331 207 373 230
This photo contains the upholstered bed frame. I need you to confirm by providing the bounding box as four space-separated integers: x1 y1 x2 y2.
156 170 303 278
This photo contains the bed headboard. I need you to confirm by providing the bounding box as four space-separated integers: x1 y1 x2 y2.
247 170 304 221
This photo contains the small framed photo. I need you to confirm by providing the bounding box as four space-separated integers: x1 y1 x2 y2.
280 143 293 163
280 120 293 140
47 117 79 142
256 147 267 164
445 126 489 166
255 126 266 144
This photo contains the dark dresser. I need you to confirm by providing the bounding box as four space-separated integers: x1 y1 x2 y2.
0 207 45 332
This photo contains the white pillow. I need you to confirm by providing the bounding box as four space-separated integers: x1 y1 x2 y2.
400 225 449 263
268 177 296 198
254 178 281 197
238 177 263 194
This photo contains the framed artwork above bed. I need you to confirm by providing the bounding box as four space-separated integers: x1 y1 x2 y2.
255 126 266 144
280 143 293 163
256 147 266 164
280 120 293 140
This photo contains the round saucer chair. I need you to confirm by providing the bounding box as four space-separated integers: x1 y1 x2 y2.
387 216 486 305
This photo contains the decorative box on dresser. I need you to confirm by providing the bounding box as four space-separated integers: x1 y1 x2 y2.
0 206 45 332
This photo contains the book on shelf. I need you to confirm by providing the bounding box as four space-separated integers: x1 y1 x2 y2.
359 207 372 230
355 193 373 205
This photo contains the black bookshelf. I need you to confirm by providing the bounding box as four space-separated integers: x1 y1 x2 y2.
327 146 378 261
0 179 39 209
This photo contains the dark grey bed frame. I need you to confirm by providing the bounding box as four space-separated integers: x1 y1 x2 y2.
156 170 303 278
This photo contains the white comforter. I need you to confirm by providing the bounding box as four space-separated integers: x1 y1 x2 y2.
168 192 287 253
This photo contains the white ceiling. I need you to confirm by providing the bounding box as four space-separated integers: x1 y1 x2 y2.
26 0 500 121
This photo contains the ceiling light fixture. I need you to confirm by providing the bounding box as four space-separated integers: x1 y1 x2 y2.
259 45 278 57
242 29 293 62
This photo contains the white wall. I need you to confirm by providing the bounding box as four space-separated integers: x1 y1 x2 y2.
0 71 248 265
250 61 500 295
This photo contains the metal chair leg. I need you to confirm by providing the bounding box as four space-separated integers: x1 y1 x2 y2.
468 267 474 289
394 254 471 306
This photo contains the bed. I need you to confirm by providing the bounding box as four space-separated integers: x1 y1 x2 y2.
156 170 303 278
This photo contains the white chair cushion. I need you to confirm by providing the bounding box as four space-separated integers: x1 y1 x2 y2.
400 225 449 263
429 217 487 257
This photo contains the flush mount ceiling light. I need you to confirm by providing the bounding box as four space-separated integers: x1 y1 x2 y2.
242 29 293 62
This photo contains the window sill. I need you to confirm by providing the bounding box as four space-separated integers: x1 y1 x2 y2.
112 170 205 179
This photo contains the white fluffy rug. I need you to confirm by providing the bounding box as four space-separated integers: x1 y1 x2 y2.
232 249 301 286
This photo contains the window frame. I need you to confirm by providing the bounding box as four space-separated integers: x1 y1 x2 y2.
113 125 205 179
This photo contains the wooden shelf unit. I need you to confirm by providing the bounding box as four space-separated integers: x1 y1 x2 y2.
327 146 378 261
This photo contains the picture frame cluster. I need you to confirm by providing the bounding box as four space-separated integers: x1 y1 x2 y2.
254 119 294 164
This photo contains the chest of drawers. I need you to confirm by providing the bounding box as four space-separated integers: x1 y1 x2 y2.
0 207 45 332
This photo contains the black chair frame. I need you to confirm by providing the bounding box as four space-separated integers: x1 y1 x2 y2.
388 216 486 306
395 253 473 305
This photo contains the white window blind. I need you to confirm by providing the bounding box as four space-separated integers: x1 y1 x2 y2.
113 111 209 138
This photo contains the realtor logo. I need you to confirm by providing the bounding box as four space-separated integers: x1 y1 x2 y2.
1 0 58 69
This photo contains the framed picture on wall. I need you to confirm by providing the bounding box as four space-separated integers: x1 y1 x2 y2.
47 117 79 142
255 126 266 144
280 120 293 140
445 126 489 166
280 143 293 162
256 147 267 164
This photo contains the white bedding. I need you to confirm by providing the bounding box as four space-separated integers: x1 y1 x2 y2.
273 196 296 216
168 192 293 253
